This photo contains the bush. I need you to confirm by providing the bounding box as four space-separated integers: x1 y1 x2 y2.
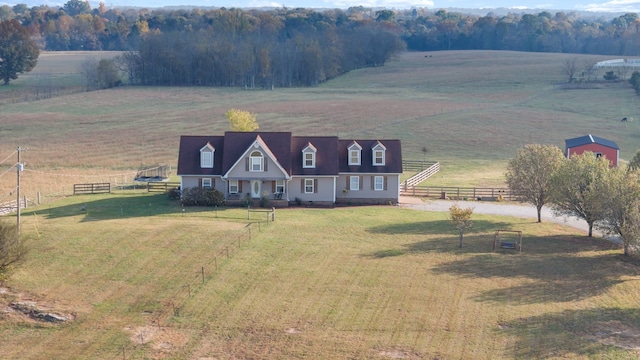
260 196 270 208
180 187 225 206
241 193 252 208
168 187 181 200
0 222 27 284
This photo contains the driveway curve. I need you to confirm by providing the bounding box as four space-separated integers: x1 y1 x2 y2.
398 196 606 239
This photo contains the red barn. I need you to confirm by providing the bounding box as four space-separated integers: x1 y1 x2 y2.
565 134 620 167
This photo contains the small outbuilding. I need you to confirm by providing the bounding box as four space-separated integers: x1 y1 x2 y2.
565 134 619 167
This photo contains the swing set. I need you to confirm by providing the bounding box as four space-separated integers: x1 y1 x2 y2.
492 229 522 253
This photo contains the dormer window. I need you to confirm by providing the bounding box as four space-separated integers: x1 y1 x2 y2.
302 143 317 168
348 142 362 166
372 142 386 166
200 143 215 168
250 151 263 172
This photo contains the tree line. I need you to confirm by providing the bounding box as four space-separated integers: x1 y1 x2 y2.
3 2 640 55
5 2 640 87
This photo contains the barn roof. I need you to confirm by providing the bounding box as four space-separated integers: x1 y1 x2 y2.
565 134 619 150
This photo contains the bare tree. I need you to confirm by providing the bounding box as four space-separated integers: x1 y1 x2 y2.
582 58 598 82
561 57 579 83
81 57 99 91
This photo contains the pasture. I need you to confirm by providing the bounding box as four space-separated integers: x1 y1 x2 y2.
1 191 639 359
1 50 640 198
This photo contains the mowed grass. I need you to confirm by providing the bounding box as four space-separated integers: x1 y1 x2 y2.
1 51 640 358
1 192 640 359
1 50 640 194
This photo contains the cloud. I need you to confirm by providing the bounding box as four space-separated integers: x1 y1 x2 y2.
578 0 640 12
329 0 434 8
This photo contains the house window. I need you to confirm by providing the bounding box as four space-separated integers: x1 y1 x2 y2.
250 151 263 172
373 150 384 165
200 144 214 168
348 142 362 166
304 152 315 168
275 180 285 193
202 178 212 189
304 179 314 193
372 142 386 166
302 143 317 168
374 176 384 191
595 152 603 159
350 176 360 191
229 180 239 193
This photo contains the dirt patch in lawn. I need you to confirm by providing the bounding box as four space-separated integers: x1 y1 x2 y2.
0 287 76 325
589 320 640 351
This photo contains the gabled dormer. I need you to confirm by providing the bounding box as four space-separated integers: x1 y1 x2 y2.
372 141 386 166
200 142 215 168
348 141 362 166
302 142 317 168
222 134 291 180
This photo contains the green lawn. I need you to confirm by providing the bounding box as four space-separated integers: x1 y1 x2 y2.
1 191 638 359
1 50 640 358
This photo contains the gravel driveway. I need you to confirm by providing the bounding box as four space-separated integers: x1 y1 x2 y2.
399 196 609 239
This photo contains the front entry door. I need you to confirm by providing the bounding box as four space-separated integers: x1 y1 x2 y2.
251 180 261 198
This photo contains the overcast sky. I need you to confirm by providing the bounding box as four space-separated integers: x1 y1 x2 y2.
4 0 639 15
107 0 640 12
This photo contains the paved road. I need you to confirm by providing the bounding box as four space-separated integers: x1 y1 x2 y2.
399 197 607 239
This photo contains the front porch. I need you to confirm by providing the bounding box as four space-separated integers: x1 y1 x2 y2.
225 192 290 208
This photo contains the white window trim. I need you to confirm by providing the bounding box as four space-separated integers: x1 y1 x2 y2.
350 176 360 191
229 180 239 193
373 149 385 166
276 180 285 193
374 176 384 191
348 142 362 166
304 179 314 194
303 151 316 168
372 142 386 166
200 147 214 168
202 178 212 188
250 151 263 172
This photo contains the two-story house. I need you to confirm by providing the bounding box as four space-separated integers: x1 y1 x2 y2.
177 132 402 206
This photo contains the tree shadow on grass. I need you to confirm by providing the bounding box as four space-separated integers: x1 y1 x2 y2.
22 193 239 222
430 236 636 304
367 219 512 237
501 307 640 358
365 220 512 258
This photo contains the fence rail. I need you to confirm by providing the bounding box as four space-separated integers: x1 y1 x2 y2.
402 160 439 172
401 162 440 191
146 182 180 193
73 183 111 195
402 186 517 201
0 198 29 216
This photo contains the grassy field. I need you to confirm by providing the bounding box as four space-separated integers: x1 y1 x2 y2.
1 191 639 359
1 50 640 197
1 50 640 358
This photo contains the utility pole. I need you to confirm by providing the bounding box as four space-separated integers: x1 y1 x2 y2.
16 147 24 236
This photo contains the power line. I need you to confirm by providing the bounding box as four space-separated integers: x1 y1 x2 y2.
0 151 17 166
0 164 16 179
25 168 137 178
